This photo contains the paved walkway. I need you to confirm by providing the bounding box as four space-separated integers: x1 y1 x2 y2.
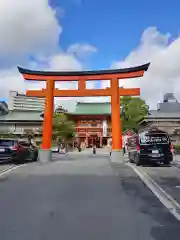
0 154 179 240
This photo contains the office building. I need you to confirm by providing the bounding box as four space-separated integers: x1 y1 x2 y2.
8 90 45 111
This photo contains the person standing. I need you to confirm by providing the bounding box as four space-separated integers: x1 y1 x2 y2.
28 134 36 149
78 142 81 152
107 137 112 156
92 144 96 156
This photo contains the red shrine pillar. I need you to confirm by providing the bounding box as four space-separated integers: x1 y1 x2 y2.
39 79 54 163
110 77 122 161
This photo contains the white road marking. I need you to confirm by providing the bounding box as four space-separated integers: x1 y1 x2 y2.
126 162 180 221
0 164 26 177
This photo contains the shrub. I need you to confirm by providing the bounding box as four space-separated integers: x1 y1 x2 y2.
173 144 180 151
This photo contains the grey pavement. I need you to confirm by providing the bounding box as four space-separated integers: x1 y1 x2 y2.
0 154 179 240
138 164 180 207
51 150 110 161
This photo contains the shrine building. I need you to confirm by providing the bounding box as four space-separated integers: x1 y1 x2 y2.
66 102 113 148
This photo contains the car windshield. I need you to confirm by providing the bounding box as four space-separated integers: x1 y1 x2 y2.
0 140 15 147
139 134 169 145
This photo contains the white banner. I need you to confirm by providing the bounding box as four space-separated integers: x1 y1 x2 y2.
102 120 107 137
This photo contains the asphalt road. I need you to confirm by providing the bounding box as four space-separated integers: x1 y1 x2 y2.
0 153 179 240
135 162 180 206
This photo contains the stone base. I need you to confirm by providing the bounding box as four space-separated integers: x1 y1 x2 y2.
110 150 124 163
38 149 52 164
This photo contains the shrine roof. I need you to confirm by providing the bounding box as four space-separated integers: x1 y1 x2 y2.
0 110 43 122
18 63 150 77
67 102 111 115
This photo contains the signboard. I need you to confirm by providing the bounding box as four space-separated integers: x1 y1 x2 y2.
87 128 101 133
139 135 169 145
102 120 107 137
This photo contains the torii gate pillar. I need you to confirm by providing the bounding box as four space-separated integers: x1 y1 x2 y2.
111 78 122 160
18 63 150 163
39 80 54 163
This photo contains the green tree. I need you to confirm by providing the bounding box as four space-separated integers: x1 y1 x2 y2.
121 96 149 132
52 113 75 145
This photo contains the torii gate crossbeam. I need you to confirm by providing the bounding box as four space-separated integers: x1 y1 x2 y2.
18 63 150 163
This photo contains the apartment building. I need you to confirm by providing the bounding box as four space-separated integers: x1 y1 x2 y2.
8 90 45 111
0 91 44 138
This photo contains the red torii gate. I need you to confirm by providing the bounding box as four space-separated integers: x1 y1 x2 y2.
18 63 150 162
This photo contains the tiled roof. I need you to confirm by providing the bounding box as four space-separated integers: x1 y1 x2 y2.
67 102 111 115
157 102 180 112
18 63 150 77
0 110 43 122
146 110 180 119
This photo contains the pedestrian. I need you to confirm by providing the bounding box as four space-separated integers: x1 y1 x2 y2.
122 145 125 156
92 144 96 156
59 143 63 154
28 134 36 149
107 138 112 156
78 143 81 152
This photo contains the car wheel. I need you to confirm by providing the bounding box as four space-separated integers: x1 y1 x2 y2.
13 158 24 165
32 151 38 161
135 154 141 166
164 159 170 166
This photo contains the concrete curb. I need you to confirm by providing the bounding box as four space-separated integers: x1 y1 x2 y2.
126 162 180 221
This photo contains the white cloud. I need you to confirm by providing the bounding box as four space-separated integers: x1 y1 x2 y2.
0 0 98 110
109 27 180 109
49 54 82 71
0 0 61 57
67 43 97 59
0 53 85 104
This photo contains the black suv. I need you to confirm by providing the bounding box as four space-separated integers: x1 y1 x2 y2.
127 128 173 166
0 139 38 164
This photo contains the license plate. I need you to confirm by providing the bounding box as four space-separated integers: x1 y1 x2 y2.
151 154 161 158
0 149 5 152
152 150 159 154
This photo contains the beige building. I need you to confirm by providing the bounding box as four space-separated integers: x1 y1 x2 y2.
8 90 45 111
0 92 44 140
0 109 43 136
139 93 180 143
0 91 66 142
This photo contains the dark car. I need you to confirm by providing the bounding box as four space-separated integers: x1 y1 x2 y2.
127 128 173 166
0 139 38 164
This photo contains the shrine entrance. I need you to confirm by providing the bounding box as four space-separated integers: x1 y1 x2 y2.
18 63 150 162
88 134 99 148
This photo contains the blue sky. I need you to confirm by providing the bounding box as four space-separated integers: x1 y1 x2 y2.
51 0 180 69
1 0 180 107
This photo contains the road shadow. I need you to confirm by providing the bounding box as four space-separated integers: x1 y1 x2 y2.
0 161 14 166
141 163 172 168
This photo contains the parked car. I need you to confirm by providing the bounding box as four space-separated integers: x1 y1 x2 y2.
0 139 38 164
51 146 59 153
127 128 173 166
